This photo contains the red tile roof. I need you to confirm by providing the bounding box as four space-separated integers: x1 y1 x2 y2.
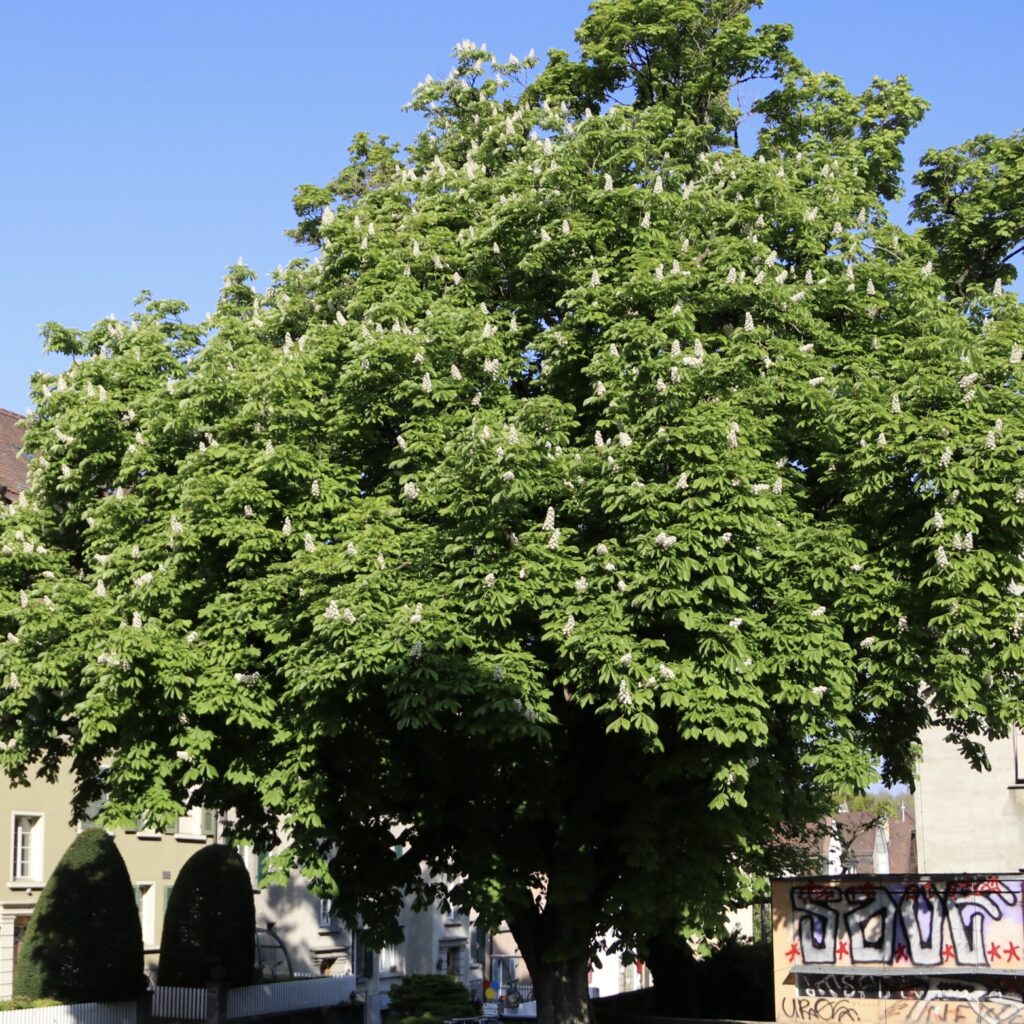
0 407 28 501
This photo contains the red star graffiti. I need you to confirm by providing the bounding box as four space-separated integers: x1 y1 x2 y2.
942 944 956 962
786 942 801 963
1005 943 1021 962
988 942 1002 962
837 941 850 960
894 943 909 963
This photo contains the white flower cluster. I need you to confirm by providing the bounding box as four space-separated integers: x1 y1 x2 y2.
727 422 740 448
654 531 677 549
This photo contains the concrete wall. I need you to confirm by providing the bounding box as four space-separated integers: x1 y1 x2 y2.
914 727 1024 874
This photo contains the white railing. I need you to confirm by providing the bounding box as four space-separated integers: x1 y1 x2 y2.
225 976 355 1019
0 977 356 1024
0 1001 139 1024
152 986 208 1021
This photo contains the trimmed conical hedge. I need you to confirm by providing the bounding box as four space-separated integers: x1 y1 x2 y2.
13 829 144 1003
158 844 254 987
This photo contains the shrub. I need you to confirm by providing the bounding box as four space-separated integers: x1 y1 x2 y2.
0 998 61 1011
388 974 476 1024
13 829 145 1003
696 934 773 1021
158 844 255 987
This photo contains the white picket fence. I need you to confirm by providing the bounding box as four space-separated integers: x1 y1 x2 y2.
0 1001 138 1024
0 977 356 1024
152 986 207 1021
225 977 355 1019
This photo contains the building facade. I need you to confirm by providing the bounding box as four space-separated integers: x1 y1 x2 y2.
0 768 219 996
913 725 1024 873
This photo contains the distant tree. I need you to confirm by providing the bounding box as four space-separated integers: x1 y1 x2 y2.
3 3 1024 1024
13 830 144 1003
844 790 910 820
158 845 254 987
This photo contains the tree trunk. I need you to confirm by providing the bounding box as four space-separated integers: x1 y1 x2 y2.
529 955 591 1024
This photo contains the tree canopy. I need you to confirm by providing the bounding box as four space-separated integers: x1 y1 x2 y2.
2 3 1023 1023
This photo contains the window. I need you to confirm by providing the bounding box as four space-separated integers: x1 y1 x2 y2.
352 930 375 979
381 941 404 976
134 883 156 945
1014 726 1024 785
471 921 487 965
175 808 217 839
318 898 336 931
12 815 43 881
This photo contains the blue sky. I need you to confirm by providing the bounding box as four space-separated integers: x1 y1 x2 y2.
2 1 1022 414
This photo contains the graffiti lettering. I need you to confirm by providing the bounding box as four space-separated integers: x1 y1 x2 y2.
793 885 842 964
781 996 861 1021
789 877 1021 969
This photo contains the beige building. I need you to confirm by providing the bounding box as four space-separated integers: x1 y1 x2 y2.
913 725 1024 872
0 769 219 996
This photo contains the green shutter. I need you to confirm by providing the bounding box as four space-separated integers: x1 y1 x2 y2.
201 809 217 837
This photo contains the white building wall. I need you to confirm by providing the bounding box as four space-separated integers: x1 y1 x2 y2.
914 727 1024 874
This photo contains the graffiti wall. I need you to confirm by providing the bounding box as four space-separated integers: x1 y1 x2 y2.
773 876 1024 1024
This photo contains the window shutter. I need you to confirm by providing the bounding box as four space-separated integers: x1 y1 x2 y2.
201 809 217 837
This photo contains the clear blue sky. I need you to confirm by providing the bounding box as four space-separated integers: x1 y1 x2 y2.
2 1 1022 414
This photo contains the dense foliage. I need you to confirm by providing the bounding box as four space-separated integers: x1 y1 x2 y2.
388 974 477 1024
2 2 1023 1022
158 845 255 987
13 831 144 1003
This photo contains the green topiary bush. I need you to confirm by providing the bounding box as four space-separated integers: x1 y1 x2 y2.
158 844 255 987
388 974 476 1024
13 829 145 1003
